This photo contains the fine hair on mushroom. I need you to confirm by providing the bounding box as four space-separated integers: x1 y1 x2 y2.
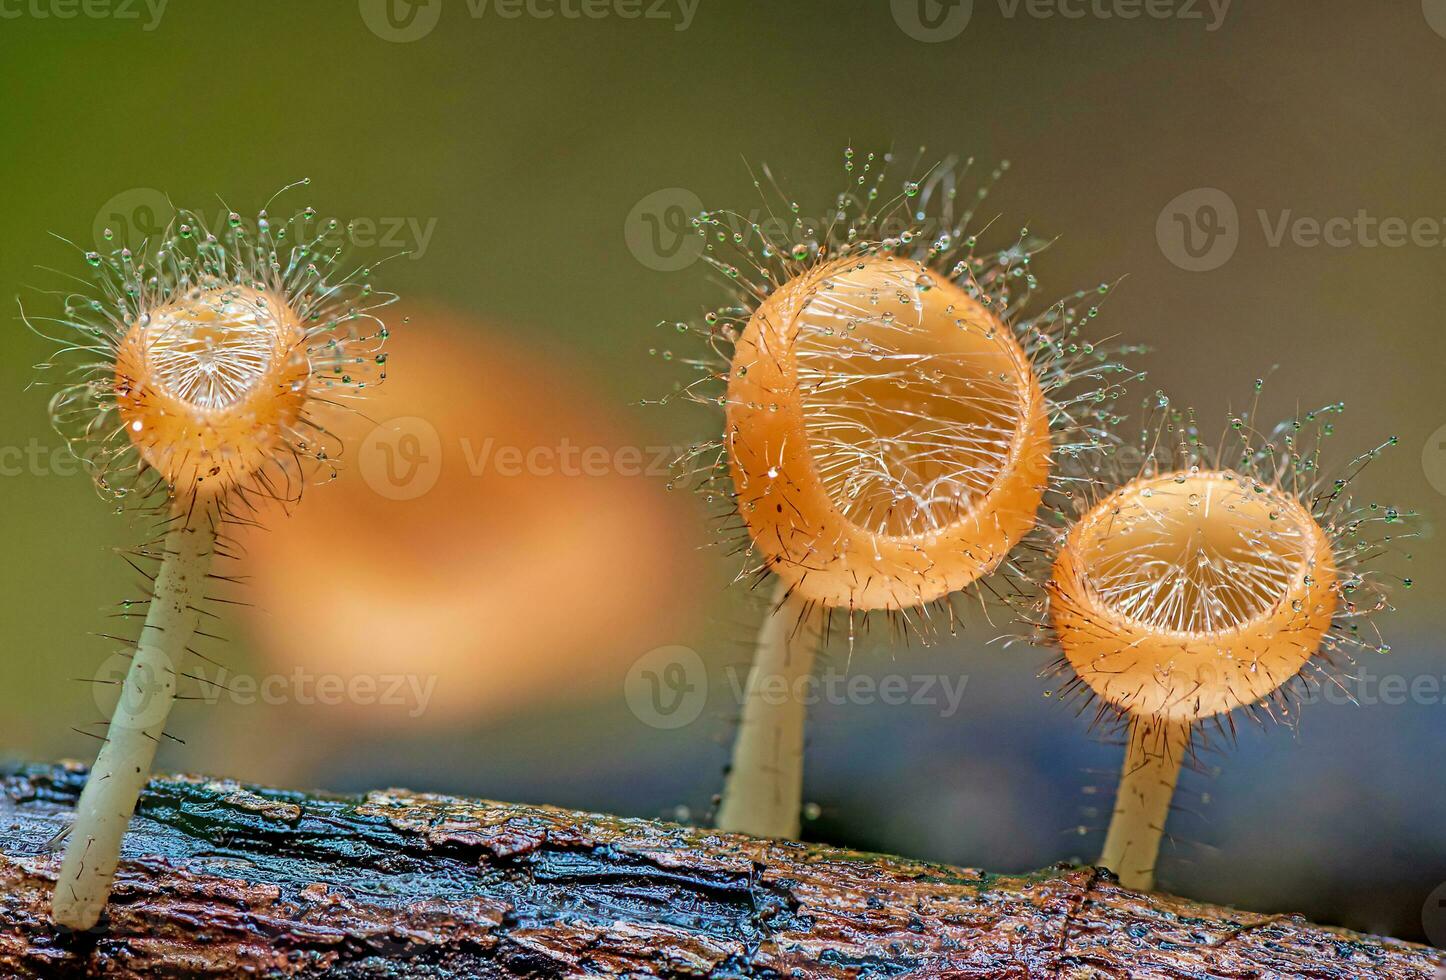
1034 385 1415 890
653 148 1142 839
27 186 397 930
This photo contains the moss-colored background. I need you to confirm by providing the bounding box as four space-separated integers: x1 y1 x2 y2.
0 0 1442 944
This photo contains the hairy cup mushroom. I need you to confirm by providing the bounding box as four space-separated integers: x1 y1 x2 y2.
714 252 1051 836
31 191 393 929
658 150 1137 838
1043 395 1413 889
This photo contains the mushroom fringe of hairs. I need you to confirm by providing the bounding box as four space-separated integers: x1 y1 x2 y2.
1016 384 1416 891
648 148 1143 839
24 185 398 930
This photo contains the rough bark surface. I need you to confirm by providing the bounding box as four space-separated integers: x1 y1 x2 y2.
0 763 1439 979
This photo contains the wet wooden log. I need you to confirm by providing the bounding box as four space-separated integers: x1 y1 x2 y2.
0 763 1439 978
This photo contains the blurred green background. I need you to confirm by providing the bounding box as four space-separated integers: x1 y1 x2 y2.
1 0 1443 945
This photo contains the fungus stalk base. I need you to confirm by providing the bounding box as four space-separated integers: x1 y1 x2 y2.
1099 717 1190 891
716 581 823 839
52 511 217 930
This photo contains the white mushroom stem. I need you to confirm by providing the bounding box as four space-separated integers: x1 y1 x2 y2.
716 580 823 839
52 509 217 930
1099 715 1191 891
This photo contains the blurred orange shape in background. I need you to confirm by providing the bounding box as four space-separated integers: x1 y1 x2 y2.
235 306 706 730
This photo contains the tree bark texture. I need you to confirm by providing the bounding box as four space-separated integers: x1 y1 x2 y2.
0 764 1440 979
